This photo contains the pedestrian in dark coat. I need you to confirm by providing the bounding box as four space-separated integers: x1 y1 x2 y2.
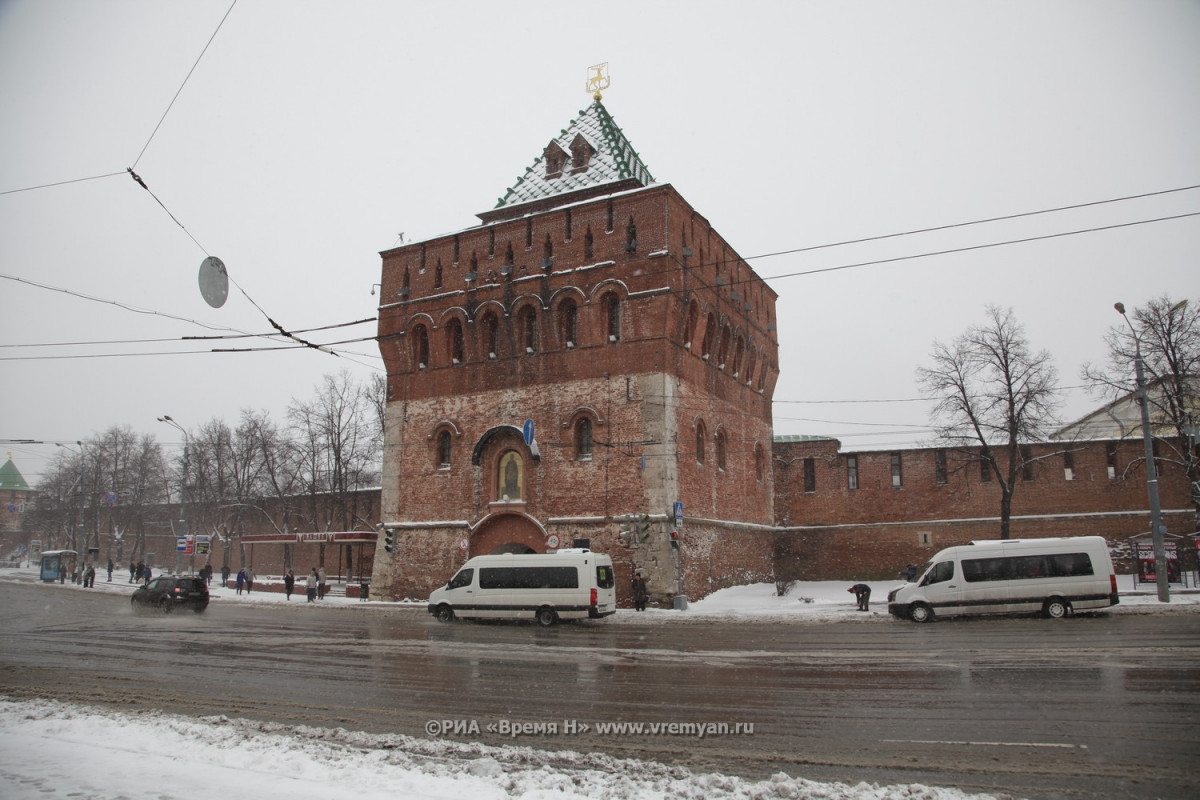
848 583 871 611
284 570 295 600
221 564 231 588
631 572 649 612
129 561 136 583
236 568 246 595
106 559 114 582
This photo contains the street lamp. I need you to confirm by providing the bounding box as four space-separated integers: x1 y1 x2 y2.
1114 301 1184 603
157 416 190 575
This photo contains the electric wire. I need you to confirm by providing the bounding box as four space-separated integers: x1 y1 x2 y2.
131 0 239 169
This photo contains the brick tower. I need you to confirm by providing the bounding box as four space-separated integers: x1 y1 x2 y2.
373 96 779 605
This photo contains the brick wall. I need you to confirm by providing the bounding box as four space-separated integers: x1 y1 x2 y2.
773 437 1197 581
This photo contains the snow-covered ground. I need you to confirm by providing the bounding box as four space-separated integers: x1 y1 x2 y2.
2 567 1197 799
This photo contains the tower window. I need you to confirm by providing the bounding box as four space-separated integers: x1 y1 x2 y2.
559 299 578 348
605 293 620 342
576 418 593 460
447 319 464 364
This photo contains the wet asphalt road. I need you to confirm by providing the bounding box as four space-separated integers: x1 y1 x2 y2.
2 581 1198 799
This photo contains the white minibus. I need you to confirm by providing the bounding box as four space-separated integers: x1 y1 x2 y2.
887 536 1118 623
427 550 617 626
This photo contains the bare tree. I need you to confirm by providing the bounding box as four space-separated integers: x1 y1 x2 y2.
1082 295 1199 527
32 428 166 567
289 371 382 534
917 306 1060 539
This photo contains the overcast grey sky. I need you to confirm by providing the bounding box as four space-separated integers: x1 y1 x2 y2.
2 0 1197 485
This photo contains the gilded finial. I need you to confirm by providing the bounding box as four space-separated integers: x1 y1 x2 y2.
586 63 610 101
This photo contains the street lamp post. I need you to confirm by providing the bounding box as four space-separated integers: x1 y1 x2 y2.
1115 302 1171 603
157 416 190 575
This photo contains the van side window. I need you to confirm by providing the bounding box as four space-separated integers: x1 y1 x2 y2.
595 565 614 589
922 561 954 586
480 566 579 590
448 568 473 590
963 552 1094 582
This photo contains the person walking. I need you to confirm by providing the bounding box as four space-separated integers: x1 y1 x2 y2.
317 566 327 600
221 564 231 589
83 565 95 588
306 568 318 603
848 583 872 611
143 565 151 585
235 568 246 595
631 571 649 612
106 559 114 582
284 570 295 600
245 566 255 594
129 561 136 583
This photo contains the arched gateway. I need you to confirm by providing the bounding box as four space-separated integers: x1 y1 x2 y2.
471 512 545 556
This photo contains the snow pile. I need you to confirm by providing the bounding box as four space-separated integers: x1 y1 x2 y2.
0 697 1008 800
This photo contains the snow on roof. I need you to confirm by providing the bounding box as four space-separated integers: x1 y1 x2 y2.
489 99 655 212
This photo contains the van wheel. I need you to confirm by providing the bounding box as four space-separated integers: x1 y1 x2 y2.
909 603 933 623
535 607 558 627
434 604 455 623
1044 598 1070 619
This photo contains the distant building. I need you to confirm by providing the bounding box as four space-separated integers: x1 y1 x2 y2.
0 455 35 559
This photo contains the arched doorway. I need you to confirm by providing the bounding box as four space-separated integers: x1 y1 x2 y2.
472 512 545 555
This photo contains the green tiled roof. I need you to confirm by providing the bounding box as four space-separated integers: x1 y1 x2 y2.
491 100 655 212
0 457 30 490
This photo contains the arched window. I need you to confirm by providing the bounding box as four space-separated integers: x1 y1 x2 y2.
519 306 537 354
482 312 499 360
684 301 699 349
559 298 578 348
576 418 593 460
412 324 429 370
543 234 554 270
695 422 706 466
701 314 716 361
447 318 464 364
434 260 443 289
604 293 620 343
437 430 452 469
745 345 757 386
717 323 731 369
497 450 524 501
732 334 744 377
716 430 727 472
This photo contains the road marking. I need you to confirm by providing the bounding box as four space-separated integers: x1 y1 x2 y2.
882 739 1086 750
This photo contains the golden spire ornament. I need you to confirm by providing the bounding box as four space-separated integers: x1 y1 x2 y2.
586 63 610 101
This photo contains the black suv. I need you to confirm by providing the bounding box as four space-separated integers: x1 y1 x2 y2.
132 575 210 613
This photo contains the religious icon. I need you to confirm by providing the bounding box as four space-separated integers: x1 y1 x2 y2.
498 451 523 501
